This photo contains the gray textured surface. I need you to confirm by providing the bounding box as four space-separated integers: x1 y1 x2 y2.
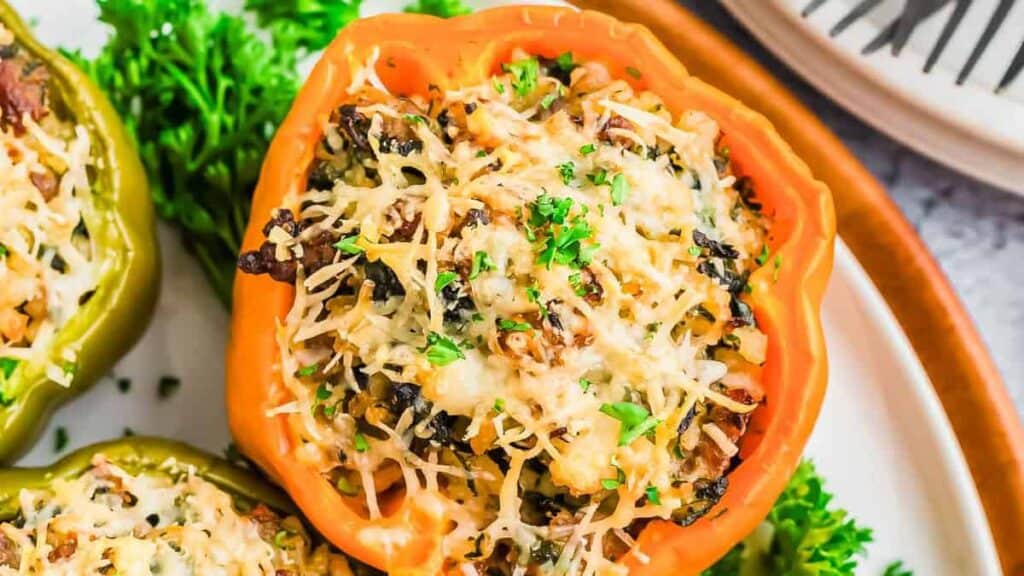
684 1 1024 411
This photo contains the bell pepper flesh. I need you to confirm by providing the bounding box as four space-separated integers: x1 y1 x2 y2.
0 0 159 463
227 6 836 574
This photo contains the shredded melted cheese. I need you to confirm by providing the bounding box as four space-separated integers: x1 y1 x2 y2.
259 50 770 575
0 28 98 390
0 456 353 575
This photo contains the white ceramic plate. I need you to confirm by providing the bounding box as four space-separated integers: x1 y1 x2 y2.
11 0 1003 573
718 0 1024 197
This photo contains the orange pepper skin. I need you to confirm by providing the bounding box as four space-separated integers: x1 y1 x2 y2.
227 6 835 575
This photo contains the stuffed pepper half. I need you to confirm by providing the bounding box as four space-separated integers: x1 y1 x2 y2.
0 1 158 462
0 437 376 575
229 7 835 575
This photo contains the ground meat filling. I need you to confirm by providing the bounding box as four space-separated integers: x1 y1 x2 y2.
0 533 17 570
240 50 770 575
0 36 49 133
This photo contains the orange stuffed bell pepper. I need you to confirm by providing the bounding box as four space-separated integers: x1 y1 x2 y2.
227 6 834 575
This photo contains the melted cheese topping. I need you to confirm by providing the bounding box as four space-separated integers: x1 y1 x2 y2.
0 31 97 390
264 51 770 575
0 456 352 575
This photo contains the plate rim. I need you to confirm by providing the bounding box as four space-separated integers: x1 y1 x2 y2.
826 240 1001 573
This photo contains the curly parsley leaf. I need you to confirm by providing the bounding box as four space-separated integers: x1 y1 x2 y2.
469 250 496 280
420 332 465 366
246 0 362 53
434 271 458 293
404 0 472 17
599 402 660 446
497 318 532 332
703 461 876 576
64 0 300 307
503 57 540 97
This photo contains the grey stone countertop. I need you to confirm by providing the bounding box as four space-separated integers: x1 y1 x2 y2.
682 1 1024 413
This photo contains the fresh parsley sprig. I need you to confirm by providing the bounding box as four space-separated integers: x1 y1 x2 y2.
703 461 883 576
65 0 300 307
246 0 362 53
404 0 472 18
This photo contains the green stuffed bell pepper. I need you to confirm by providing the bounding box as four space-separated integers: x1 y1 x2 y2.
0 1 158 462
0 437 375 574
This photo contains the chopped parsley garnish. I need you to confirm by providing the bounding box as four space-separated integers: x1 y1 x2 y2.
601 467 626 490
645 485 662 505
600 402 661 446
493 77 506 94
756 245 770 266
579 143 597 156
493 398 505 412
435 271 458 292
588 169 608 186
527 195 597 270
469 250 496 279
773 254 783 282
54 426 69 452
883 561 914 576
555 51 575 71
315 384 332 401
0 244 6 258
497 318 532 332
0 389 14 408
645 322 661 341
529 193 574 227
273 529 291 548
116 378 132 393
610 173 630 206
525 283 541 302
578 377 591 392
526 283 548 318
421 332 465 366
537 217 597 270
0 358 18 379
296 363 320 377
333 235 364 255
354 432 369 452
557 161 575 185
157 376 181 400
503 57 540 97
404 113 426 124
336 475 360 496
688 245 703 257
540 93 558 109
568 272 588 296
625 66 643 79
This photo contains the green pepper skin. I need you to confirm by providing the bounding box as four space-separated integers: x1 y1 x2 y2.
0 437 292 520
0 1 159 462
